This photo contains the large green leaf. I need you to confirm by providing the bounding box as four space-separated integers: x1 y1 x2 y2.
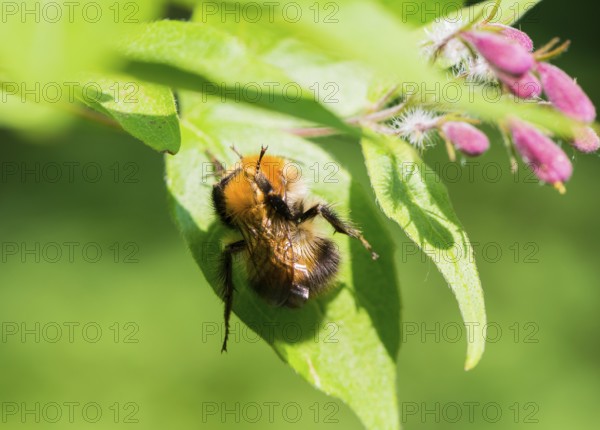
79 75 180 154
192 5 377 120
420 0 543 32
0 0 165 131
379 0 465 26
462 0 542 25
362 134 486 370
119 20 351 133
260 40 374 119
166 111 402 429
0 0 164 83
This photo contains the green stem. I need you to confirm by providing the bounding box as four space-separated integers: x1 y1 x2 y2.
286 101 408 138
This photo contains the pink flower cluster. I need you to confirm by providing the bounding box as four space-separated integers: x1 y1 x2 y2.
418 17 599 192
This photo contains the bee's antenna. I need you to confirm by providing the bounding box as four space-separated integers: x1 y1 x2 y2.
205 150 226 177
256 145 268 173
230 145 244 160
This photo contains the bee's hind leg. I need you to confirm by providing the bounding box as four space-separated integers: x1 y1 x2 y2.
219 240 246 352
297 204 379 260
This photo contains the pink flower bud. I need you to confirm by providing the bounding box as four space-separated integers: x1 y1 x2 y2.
461 31 534 76
510 120 573 185
572 127 600 153
537 62 596 123
487 24 534 52
498 71 542 99
441 121 490 156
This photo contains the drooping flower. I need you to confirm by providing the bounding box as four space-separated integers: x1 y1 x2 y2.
486 23 534 52
537 62 596 123
392 108 440 150
509 119 573 189
461 31 535 76
440 121 490 156
498 71 542 99
572 127 600 153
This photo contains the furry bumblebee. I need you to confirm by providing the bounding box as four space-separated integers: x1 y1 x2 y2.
211 146 378 351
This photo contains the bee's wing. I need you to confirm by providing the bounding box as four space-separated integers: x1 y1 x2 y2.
239 220 296 306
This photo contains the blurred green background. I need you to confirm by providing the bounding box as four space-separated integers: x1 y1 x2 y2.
1 1 599 428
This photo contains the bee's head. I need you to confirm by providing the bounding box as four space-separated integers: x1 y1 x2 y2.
225 146 289 207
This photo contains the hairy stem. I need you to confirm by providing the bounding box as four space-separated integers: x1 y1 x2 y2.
285 100 407 138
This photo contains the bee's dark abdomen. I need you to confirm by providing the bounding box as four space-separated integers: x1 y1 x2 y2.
250 272 294 307
304 238 340 293
245 237 340 309
282 238 340 308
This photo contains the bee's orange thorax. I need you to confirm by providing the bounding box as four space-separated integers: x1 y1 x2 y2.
223 155 287 220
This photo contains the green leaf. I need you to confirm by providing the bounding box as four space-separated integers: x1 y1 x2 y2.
166 112 402 429
378 0 465 26
0 0 164 83
0 1 165 132
192 7 377 119
422 0 542 31
79 75 180 154
0 92 73 136
119 20 352 133
260 39 374 119
461 0 542 25
362 134 486 370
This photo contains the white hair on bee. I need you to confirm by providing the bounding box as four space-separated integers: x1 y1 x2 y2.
392 108 441 150
281 164 308 206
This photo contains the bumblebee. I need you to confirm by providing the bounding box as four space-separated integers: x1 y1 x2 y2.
211 146 378 352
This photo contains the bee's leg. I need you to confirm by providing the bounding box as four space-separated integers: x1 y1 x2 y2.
254 174 296 220
229 145 244 160
256 145 268 174
204 151 227 182
219 240 246 352
298 204 379 260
